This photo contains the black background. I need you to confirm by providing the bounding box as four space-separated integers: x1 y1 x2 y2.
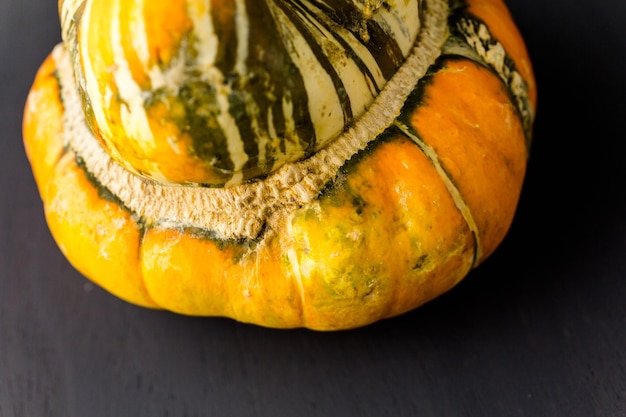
1 1 625 416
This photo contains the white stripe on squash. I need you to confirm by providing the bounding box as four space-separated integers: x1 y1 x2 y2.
268 0 344 152
109 0 156 153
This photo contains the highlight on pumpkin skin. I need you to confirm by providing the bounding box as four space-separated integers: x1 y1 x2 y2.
23 54 65 202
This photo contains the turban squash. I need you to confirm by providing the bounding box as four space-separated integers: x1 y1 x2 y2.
24 0 536 330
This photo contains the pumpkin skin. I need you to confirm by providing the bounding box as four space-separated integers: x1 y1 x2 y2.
24 0 536 330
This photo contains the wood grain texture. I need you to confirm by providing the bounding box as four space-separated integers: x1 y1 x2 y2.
1 0 625 416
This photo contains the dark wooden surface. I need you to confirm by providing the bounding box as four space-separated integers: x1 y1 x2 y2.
1 1 625 416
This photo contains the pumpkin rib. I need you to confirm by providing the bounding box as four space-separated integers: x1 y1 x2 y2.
283 242 308 327
69 153 160 309
390 48 530 266
438 37 532 152
393 120 483 267
127 214 159 311
406 56 528 263
45 150 159 308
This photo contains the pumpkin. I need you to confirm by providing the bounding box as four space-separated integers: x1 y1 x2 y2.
24 0 536 330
